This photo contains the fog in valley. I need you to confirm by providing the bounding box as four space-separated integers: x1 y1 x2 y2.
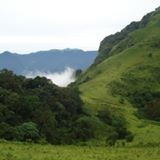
25 67 76 87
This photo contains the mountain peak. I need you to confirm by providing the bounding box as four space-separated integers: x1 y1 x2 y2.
95 7 160 65
1 51 12 55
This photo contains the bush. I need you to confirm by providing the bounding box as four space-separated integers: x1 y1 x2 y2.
125 131 134 142
119 97 125 104
17 122 40 142
98 107 133 146
148 53 153 58
97 108 112 125
0 122 18 140
72 116 95 141
112 116 128 139
106 131 119 146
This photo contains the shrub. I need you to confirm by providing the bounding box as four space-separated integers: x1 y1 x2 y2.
72 116 95 141
106 131 118 146
148 53 153 58
17 122 40 142
0 122 18 140
119 97 125 104
112 116 128 139
97 108 112 125
125 131 134 142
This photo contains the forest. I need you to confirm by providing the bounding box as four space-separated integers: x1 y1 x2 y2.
0 69 133 145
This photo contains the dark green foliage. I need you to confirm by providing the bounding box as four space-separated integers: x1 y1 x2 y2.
0 69 135 145
75 69 82 77
119 97 125 104
148 53 153 58
97 108 112 125
125 132 134 142
106 131 118 146
150 37 160 48
145 98 160 121
0 69 24 92
77 76 92 85
17 122 39 142
0 122 18 140
112 116 128 139
0 69 92 144
72 116 95 141
98 108 134 146
109 65 160 121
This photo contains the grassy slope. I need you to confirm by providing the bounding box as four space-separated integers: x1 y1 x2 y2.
78 9 160 145
0 141 159 160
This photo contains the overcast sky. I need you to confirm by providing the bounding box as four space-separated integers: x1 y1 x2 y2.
0 0 160 54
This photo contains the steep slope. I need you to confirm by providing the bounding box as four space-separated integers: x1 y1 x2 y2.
95 7 160 65
0 49 97 75
77 7 160 145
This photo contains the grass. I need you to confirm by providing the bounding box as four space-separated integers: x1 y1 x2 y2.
0 141 160 160
77 10 160 146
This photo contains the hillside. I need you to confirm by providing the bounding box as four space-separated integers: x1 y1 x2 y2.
77 7 160 146
0 49 97 75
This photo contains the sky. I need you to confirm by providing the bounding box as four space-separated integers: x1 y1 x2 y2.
0 0 160 54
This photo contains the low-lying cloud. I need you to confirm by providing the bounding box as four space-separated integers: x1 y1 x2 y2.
25 67 76 87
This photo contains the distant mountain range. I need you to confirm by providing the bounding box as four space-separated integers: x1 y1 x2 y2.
0 49 97 75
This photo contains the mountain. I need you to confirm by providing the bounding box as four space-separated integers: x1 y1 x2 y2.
0 7 160 147
0 49 97 75
77 7 160 146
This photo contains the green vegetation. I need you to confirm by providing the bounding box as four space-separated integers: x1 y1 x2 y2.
0 141 160 160
0 6 160 160
95 7 160 65
77 7 160 146
110 64 160 121
0 69 97 144
97 107 134 146
0 69 133 145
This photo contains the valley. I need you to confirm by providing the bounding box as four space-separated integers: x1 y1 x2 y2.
0 6 160 160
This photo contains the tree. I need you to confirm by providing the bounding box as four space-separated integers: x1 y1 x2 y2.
97 108 112 125
17 122 39 142
0 122 18 140
106 131 118 146
0 69 87 144
72 116 95 141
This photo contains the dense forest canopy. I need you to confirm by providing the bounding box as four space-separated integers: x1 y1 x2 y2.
0 69 86 144
0 69 133 145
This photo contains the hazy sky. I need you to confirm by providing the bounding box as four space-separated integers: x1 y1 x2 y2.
0 0 160 53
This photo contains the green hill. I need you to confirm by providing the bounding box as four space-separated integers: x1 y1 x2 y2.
77 7 160 146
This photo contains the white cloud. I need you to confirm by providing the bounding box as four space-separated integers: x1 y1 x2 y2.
25 67 76 87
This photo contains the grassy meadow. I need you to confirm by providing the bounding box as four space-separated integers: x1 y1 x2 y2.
0 141 160 160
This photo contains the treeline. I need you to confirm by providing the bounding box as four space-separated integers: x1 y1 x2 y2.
0 69 134 145
0 69 96 144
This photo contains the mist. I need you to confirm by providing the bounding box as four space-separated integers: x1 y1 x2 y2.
25 67 76 87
